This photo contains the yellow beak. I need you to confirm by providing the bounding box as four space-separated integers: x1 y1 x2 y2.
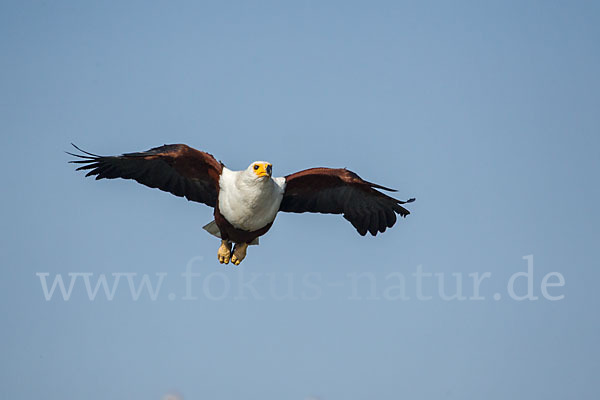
255 163 272 178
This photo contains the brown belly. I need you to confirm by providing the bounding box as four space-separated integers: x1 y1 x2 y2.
214 204 273 244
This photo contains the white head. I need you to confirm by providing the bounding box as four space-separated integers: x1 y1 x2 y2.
245 161 273 180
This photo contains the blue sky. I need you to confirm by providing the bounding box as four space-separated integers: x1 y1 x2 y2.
1 1 599 399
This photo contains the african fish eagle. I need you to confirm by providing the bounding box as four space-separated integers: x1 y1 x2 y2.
68 144 415 265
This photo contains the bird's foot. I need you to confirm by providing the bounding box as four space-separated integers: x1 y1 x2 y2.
231 243 248 266
217 240 232 264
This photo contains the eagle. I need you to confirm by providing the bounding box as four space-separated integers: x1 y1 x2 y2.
68 144 415 265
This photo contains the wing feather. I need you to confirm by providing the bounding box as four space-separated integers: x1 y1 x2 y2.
280 167 414 236
67 143 223 207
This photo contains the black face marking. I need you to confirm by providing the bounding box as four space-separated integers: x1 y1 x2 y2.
266 165 272 175
253 165 259 170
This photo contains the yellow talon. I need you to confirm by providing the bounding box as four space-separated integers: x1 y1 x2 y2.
231 243 248 266
217 240 232 264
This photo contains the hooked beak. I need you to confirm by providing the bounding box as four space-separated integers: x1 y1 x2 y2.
256 163 272 178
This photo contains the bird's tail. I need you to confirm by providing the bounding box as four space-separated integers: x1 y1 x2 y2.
202 221 260 245
202 220 222 238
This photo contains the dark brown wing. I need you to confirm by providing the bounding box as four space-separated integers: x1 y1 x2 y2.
67 144 223 207
279 167 414 236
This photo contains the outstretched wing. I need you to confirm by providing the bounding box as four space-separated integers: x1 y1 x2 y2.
68 144 223 207
279 167 414 236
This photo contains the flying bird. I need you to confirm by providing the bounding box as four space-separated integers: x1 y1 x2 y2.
68 144 415 265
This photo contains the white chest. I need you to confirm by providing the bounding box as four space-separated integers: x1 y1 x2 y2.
218 169 285 231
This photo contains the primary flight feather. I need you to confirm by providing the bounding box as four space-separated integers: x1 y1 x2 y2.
68 143 415 265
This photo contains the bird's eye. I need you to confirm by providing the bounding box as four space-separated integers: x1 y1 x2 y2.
253 165 259 170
